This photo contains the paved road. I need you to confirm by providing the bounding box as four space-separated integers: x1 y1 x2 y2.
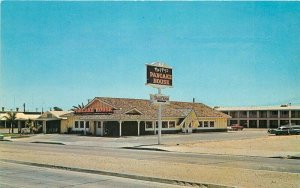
0 161 186 188
1 141 299 174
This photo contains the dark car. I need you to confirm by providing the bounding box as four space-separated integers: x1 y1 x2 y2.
268 126 300 135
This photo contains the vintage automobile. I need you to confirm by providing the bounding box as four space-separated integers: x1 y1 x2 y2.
268 126 300 135
228 124 244 131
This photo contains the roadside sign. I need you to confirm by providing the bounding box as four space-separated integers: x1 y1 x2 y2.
146 62 173 145
150 94 170 104
146 63 172 88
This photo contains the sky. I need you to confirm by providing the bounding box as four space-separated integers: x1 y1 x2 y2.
1 1 300 111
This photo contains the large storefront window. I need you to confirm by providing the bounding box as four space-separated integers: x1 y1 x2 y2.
210 121 214 127
86 121 89 128
149 121 176 129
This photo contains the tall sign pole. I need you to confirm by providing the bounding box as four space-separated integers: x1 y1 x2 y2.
146 62 172 145
158 88 162 144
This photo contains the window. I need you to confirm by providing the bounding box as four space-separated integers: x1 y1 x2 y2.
249 111 257 118
210 121 214 127
198 121 203 127
86 121 89 128
280 111 289 118
162 121 168 128
204 121 209 127
80 121 84 128
146 121 153 129
239 111 247 118
75 121 79 128
156 121 158 128
169 121 175 128
230 111 238 118
259 111 267 118
271 111 278 115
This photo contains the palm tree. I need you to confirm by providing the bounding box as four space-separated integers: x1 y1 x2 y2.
72 102 85 111
4 112 17 134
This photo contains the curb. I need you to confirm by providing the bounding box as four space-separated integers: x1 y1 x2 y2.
30 141 65 145
122 146 169 152
0 159 235 188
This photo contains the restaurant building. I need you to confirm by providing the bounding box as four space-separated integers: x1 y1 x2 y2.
61 97 230 136
216 104 300 128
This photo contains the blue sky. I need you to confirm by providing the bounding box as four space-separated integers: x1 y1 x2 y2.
1 1 300 111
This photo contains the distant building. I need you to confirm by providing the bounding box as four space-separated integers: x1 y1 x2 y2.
215 105 300 128
37 111 72 134
61 97 230 136
0 110 72 134
0 111 41 133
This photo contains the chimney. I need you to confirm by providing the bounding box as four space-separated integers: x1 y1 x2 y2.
1 107 4 111
23 103 26 112
193 98 195 103
16 107 19 112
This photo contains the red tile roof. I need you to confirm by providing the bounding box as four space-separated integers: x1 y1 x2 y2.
66 97 230 120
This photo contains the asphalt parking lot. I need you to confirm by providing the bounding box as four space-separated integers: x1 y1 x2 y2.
1 129 299 188
9 129 268 148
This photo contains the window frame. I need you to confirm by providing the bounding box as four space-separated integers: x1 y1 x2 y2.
162 121 168 129
169 121 176 128
80 121 84 128
204 121 209 127
145 121 153 130
74 121 79 128
210 121 215 127
198 121 203 128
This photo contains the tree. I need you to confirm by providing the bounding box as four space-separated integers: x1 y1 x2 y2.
4 112 17 134
25 119 34 134
53 106 63 111
72 102 85 111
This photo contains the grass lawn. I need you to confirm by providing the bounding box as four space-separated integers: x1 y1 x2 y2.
1 133 31 138
2 133 20 137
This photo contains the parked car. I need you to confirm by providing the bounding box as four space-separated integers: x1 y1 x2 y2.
268 126 300 135
291 125 300 130
229 124 244 131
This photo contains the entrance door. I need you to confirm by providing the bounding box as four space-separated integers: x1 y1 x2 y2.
95 121 103 136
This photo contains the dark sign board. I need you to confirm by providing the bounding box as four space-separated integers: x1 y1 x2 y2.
146 64 172 87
